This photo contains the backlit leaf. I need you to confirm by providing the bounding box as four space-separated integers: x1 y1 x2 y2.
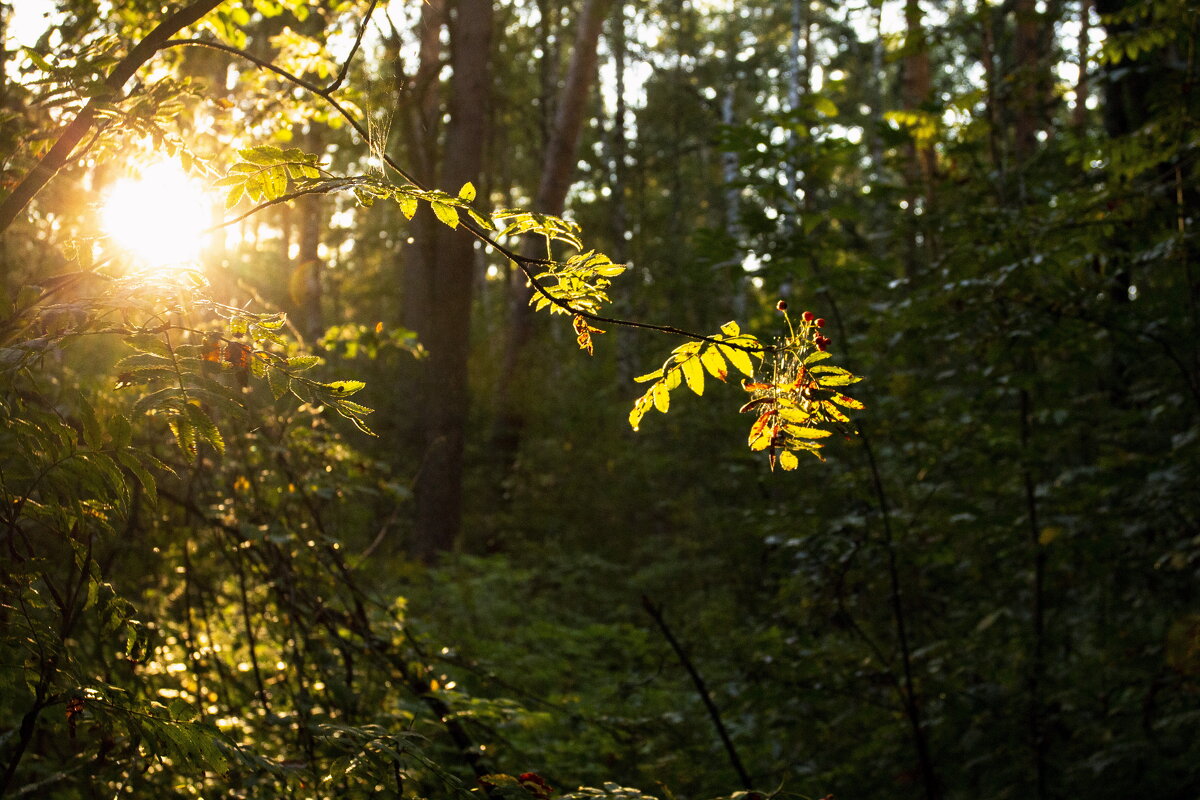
719 344 755 377
700 347 728 380
682 355 705 396
431 201 459 229
651 382 670 413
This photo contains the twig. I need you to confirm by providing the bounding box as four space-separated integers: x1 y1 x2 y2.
641 595 753 790
164 38 769 355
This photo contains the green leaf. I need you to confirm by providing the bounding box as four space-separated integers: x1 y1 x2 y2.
431 201 459 229
816 373 861 387
396 193 418 220
458 182 477 202
326 380 366 397
267 366 290 400
803 350 833 365
168 416 197 457
125 334 171 358
286 354 320 371
813 96 839 117
184 404 224 455
239 145 285 165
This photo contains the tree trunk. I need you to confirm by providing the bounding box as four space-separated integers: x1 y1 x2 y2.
408 0 493 561
1072 0 1091 133
293 127 325 342
491 0 615 462
901 0 934 279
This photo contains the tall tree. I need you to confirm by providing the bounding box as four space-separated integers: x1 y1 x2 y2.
400 0 494 560
491 0 615 469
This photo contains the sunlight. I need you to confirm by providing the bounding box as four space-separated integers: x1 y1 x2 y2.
100 160 212 268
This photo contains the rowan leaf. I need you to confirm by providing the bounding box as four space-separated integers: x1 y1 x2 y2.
700 347 728 380
786 426 833 439
831 393 865 410
719 344 755 377
651 382 670 413
681 355 705 396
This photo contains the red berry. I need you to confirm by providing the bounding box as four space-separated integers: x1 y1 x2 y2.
815 318 826 328
776 300 788 311
802 311 815 322
816 341 828 351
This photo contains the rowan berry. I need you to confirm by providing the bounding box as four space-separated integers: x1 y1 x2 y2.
802 311 815 322
815 318 826 328
776 300 788 311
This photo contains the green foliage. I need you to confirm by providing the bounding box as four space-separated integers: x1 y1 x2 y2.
2 0 1198 798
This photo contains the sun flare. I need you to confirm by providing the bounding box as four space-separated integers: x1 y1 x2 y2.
100 161 212 268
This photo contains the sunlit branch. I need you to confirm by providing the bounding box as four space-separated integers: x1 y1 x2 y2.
164 38 769 356
0 0 226 234
203 179 362 232
322 0 379 94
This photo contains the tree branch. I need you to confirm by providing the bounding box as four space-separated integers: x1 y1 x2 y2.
0 0 225 234
165 38 769 355
642 595 753 790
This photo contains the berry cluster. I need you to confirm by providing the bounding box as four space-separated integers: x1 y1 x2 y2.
784 304 831 351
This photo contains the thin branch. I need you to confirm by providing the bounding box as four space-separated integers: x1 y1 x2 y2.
642 595 754 790
322 0 380 94
165 38 769 355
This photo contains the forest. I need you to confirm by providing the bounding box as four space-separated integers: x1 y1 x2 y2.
1 0 1197 797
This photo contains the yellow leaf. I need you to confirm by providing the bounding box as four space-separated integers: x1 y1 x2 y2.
748 411 774 449
700 347 728 380
681 355 705 396
652 382 670 413
779 407 811 425
831 393 865 410
629 397 648 431
804 350 832 365
397 193 417 219
719 344 755 377
820 402 850 423
818 373 862 387
787 427 833 439
778 450 799 471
